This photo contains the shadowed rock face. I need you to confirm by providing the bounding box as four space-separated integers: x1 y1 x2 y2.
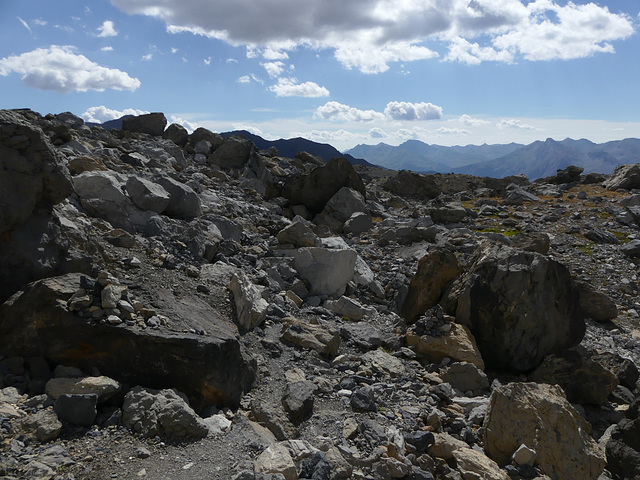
0 274 256 410
444 241 585 372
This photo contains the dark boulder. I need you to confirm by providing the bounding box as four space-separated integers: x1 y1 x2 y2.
383 170 440 199
121 112 167 136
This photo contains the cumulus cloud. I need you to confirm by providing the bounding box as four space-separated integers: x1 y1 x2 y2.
314 101 385 122
237 75 250 83
298 129 357 145
261 61 285 78
457 114 490 126
169 115 199 132
369 127 388 139
269 78 329 97
0 45 141 93
497 119 537 130
384 101 443 121
110 0 635 72
97 20 118 37
101 46 114 52
82 106 149 123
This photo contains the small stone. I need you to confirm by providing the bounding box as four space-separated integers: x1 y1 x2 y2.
512 444 537 466
136 447 151 459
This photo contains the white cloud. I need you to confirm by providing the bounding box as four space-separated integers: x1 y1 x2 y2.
237 75 251 83
82 106 149 123
169 114 198 132
33 19 47 26
0 45 141 93
232 123 265 137
226 58 238 63
497 119 537 130
171 47 179 54
101 46 114 52
110 0 635 71
269 77 329 97
457 114 490 126
18 17 32 34
204 56 212 65
314 101 385 122
436 127 471 136
384 101 443 121
369 127 388 139
261 61 285 78
141 53 153 61
297 129 357 145
97 20 118 37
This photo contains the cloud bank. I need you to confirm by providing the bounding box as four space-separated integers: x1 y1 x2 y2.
315 101 443 122
0 45 140 93
110 0 635 72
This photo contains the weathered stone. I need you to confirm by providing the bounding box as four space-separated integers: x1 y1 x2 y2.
606 417 640 480
529 349 618 405
502 185 540 205
251 400 298 441
189 127 224 151
591 352 639 390
483 382 605 480
383 170 440 199
453 448 509 480
0 274 256 409
343 211 373 235
444 242 584 372
19 408 62 443
361 349 405 378
511 232 550 255
441 362 489 393
604 164 640 191
54 393 97 426
325 296 370 321
162 123 189 146
293 247 357 298
208 136 254 169
406 323 485 370
122 112 167 136
125 176 171 214
154 175 202 219
319 187 367 223
254 443 298 480
280 317 341 356
430 204 468 224
576 280 618 322
282 380 316 425
45 376 121 402
428 432 468 460
276 219 320 248
122 386 209 439
229 272 269 331
401 249 462 323
282 157 366 214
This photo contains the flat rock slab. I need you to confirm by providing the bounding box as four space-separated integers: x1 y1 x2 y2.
0 273 255 409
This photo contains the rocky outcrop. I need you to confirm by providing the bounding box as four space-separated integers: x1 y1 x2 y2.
444 242 585 372
0 273 255 409
484 382 606 480
122 112 167 136
282 158 366 214
383 170 440 199
604 164 640 191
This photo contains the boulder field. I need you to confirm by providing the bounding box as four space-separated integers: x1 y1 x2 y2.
1 109 640 480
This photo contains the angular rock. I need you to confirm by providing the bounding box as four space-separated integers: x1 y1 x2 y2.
251 400 298 441
280 317 341 357
383 170 440 199
282 380 316 425
620 239 640 257
276 219 320 248
453 448 509 480
208 136 254 169
54 393 97 426
401 249 462 323
584 228 620 245
361 349 405 378
529 349 618 405
319 187 367 223
189 127 224 151
483 382 605 480
293 247 357 298
229 272 269 331
502 185 540 205
604 164 640 191
325 296 370 321
444 242 585 372
406 323 485 370
511 232 550 255
19 408 62 443
441 362 489 393
154 175 202 219
606 417 640 480
122 386 209 439
162 123 189 146
592 352 639 390
122 112 167 136
254 443 298 480
576 280 618 322
430 204 468 224
125 176 171 214
45 376 121 402
282 157 366 214
0 273 256 409
343 211 373 235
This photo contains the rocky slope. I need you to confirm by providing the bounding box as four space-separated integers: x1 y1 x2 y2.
1 110 640 480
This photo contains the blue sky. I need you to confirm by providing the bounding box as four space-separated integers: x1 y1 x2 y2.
1 0 639 150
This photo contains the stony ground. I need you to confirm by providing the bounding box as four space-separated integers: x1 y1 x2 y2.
1 110 640 480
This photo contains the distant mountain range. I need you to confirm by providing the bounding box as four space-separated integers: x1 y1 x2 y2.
346 137 640 179
220 130 371 166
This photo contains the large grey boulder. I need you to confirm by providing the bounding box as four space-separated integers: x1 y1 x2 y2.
229 272 269 331
122 112 167 136
282 158 366 214
443 241 584 372
122 386 209 439
125 176 171 214
293 247 357 298
153 175 202 219
162 123 189 146
484 382 605 480
383 170 440 199
319 187 367 223
208 136 254 169
0 273 256 409
604 164 640 191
